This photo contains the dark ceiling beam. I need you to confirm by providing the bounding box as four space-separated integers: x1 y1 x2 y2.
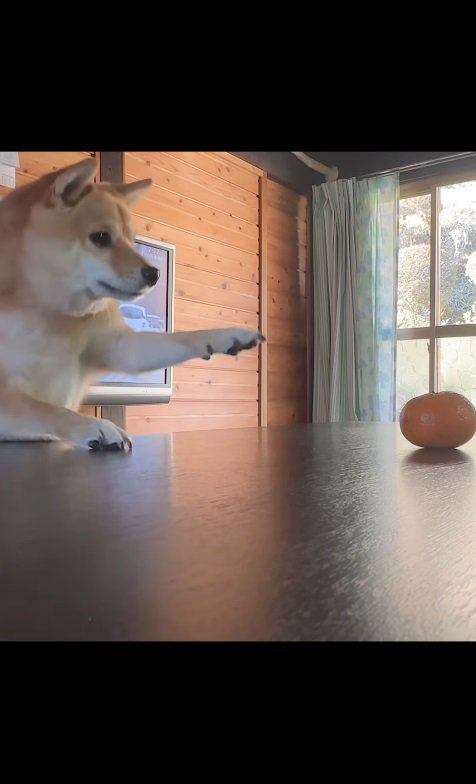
230 152 321 193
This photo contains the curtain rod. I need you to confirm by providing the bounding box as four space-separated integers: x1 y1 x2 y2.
292 151 476 183
291 151 339 181
357 152 476 179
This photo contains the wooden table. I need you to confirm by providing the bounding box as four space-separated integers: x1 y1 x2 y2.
1 422 475 641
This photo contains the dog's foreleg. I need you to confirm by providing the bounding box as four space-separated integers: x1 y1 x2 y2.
89 327 265 374
0 388 131 450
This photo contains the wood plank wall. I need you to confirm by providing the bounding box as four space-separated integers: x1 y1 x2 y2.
266 180 309 425
123 152 262 434
0 151 95 196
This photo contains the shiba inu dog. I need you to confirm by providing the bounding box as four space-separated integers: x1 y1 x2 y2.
0 157 264 450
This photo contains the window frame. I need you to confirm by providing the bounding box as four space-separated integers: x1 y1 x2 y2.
398 169 476 393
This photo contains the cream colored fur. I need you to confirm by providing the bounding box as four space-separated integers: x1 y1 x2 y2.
0 157 264 450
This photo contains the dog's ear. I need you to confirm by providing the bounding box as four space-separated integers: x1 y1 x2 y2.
114 179 152 206
49 158 98 207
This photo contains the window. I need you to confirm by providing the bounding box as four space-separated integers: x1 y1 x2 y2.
396 178 476 414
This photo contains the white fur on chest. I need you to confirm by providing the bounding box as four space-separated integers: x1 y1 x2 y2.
0 308 87 408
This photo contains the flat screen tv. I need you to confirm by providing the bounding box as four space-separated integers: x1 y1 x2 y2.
85 234 176 405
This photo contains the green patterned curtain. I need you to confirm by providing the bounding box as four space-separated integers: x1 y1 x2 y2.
312 174 399 423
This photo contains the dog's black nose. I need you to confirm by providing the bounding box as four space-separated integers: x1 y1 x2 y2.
141 265 159 286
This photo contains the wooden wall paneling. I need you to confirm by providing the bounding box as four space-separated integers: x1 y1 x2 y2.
124 152 261 435
266 180 309 426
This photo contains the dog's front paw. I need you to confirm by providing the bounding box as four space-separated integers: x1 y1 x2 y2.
68 416 132 452
201 328 265 360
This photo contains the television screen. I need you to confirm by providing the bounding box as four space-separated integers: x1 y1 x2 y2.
85 235 176 405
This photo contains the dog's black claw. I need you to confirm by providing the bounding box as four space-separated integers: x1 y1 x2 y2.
242 339 257 350
226 338 241 356
103 443 122 452
206 344 214 356
88 440 125 453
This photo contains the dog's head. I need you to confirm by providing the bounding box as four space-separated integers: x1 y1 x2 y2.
21 157 157 315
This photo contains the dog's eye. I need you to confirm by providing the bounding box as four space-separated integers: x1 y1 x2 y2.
89 231 112 248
